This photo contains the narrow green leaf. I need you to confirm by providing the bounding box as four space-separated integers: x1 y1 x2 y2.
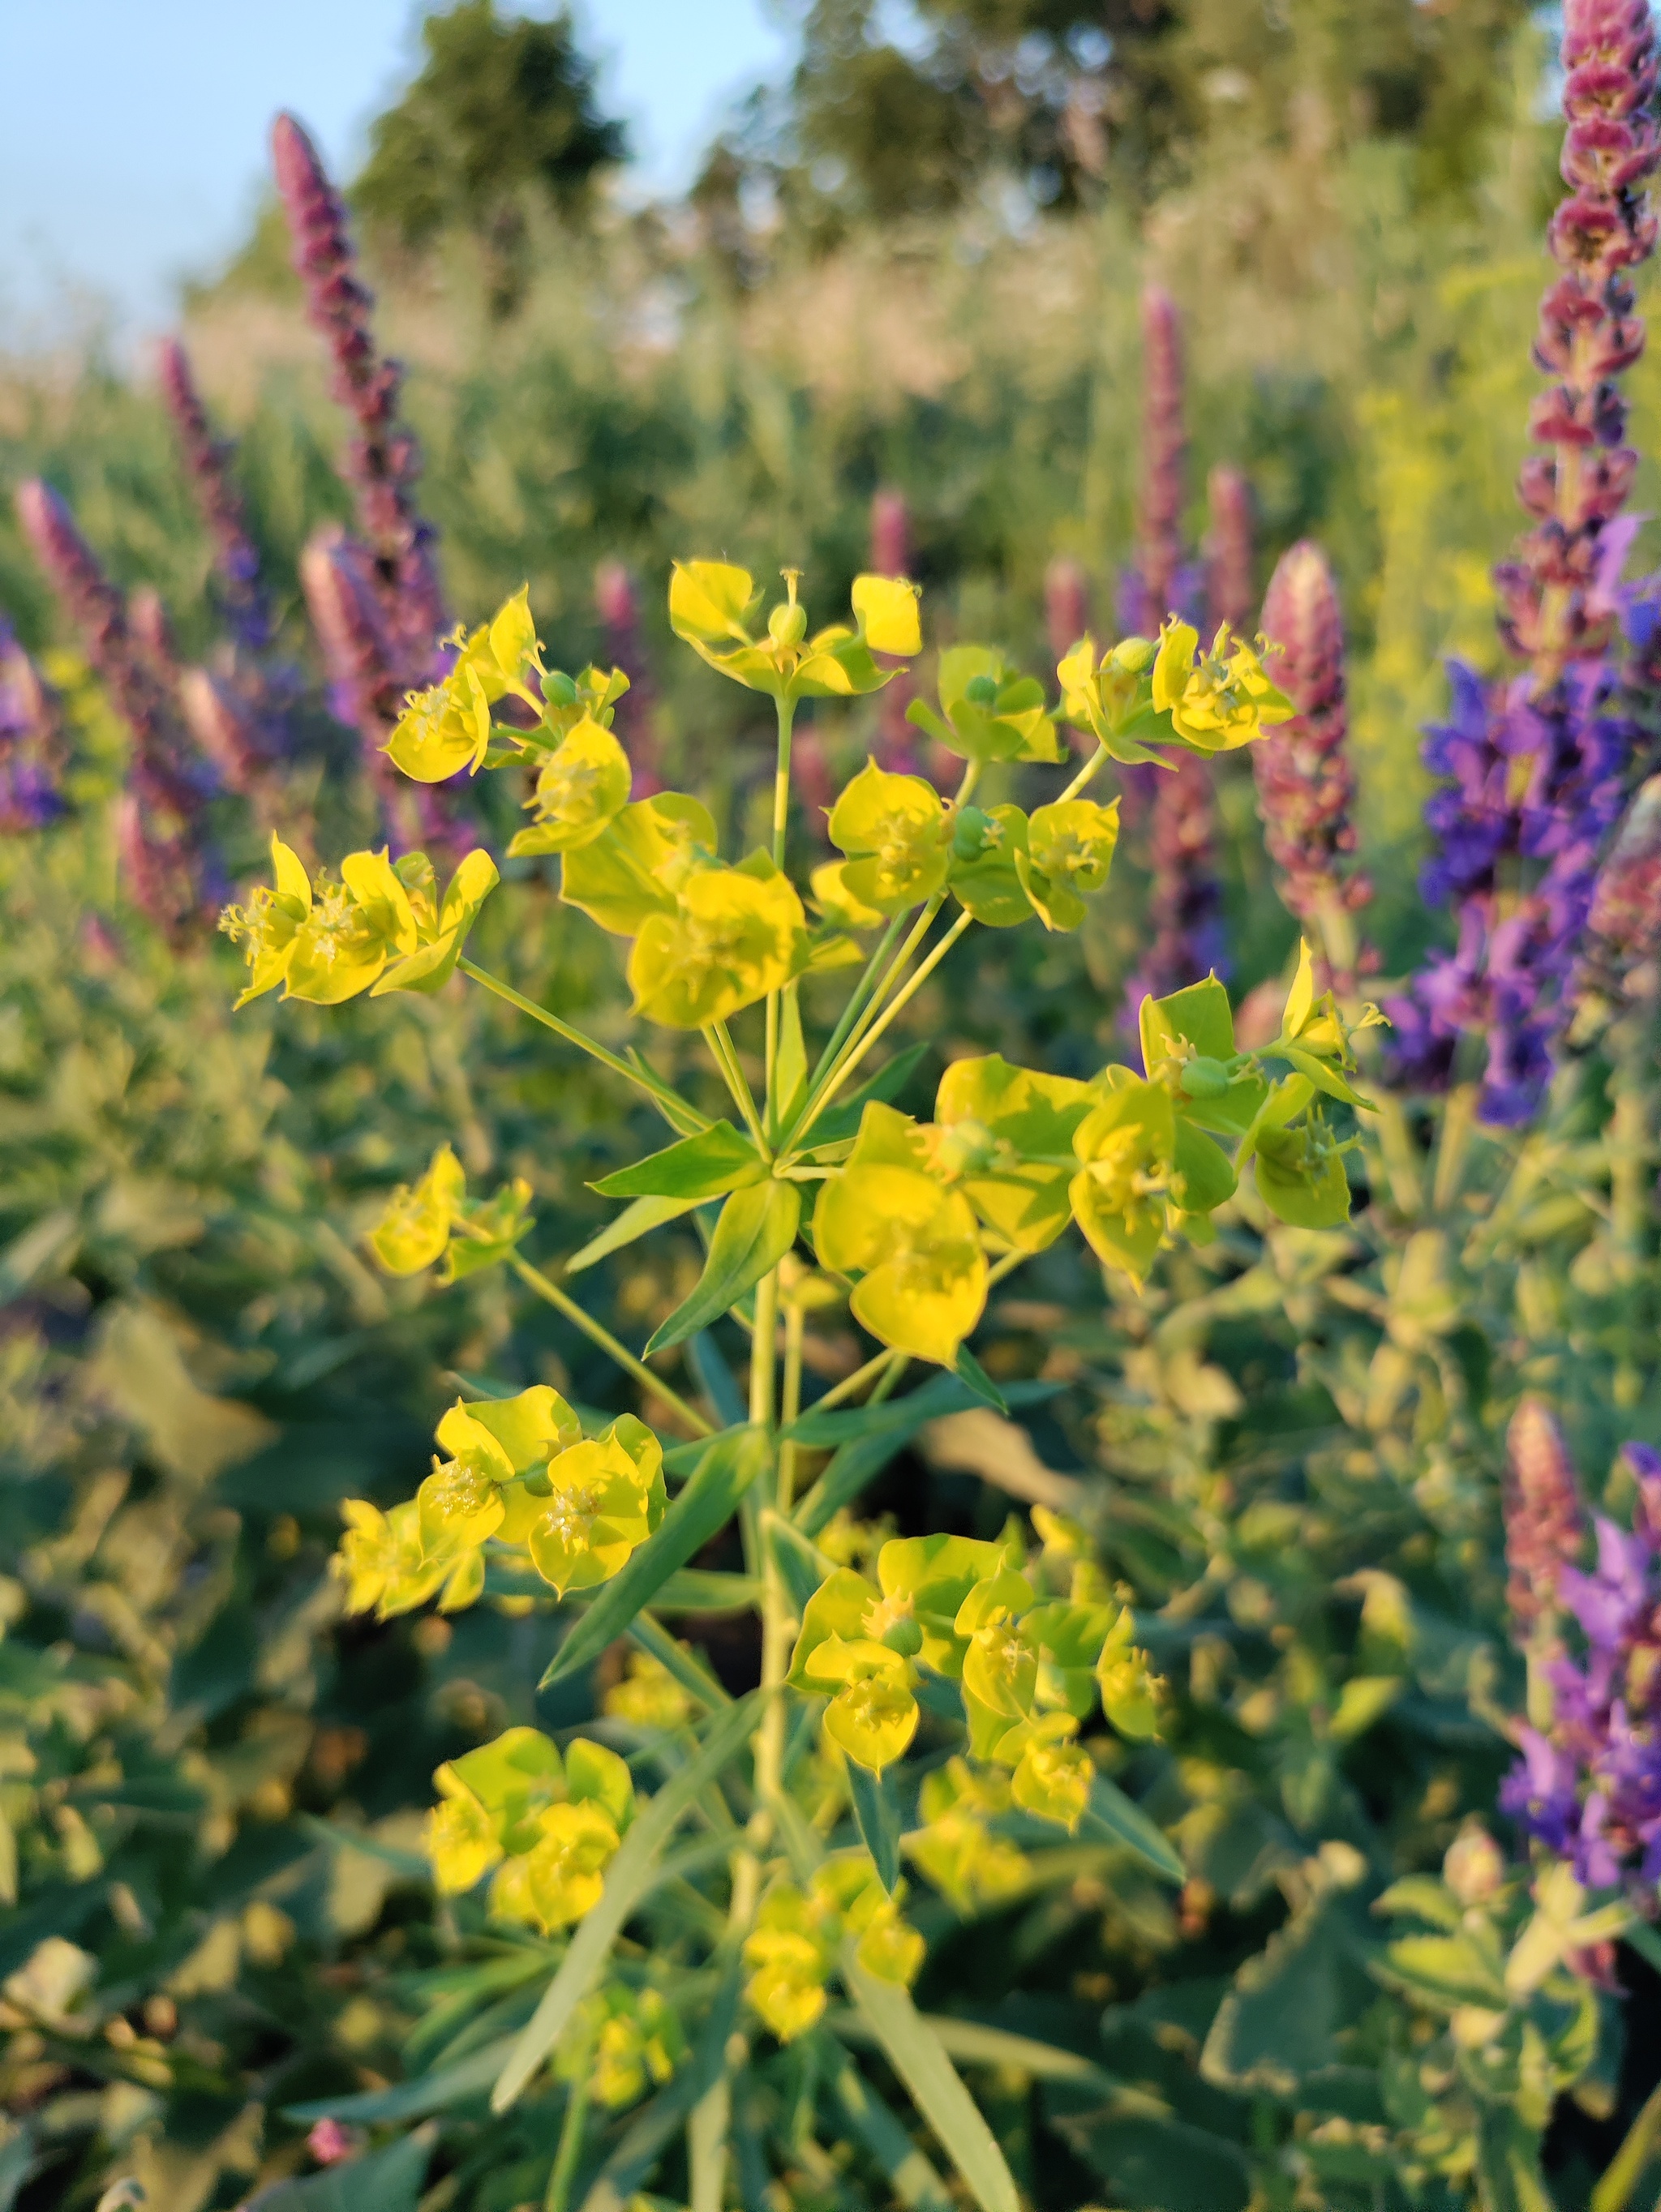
951 1345 1008 1413
830 2010 1116 2089
566 1194 702 1275
769 982 809 1142
285 2038 514 2124
542 1429 770 1687
826 2045 955 2210
807 1040 933 1149
235 2128 432 2210
646 1181 801 1356
842 1953 1020 2212
1079 1773 1183 1884
846 1760 903 1894
663 1424 746 1478
655 1569 762 1614
688 2070 732 2212
593 1123 765 1201
788 1373 1058 1448
577 1974 740 2212
687 1332 747 1427
1590 2080 1661 2212
492 1694 762 2112
761 1509 835 1617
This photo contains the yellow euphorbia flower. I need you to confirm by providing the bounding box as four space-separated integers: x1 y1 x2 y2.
489 1799 622 1933
560 792 718 937
931 1054 1097 1253
814 1102 988 1365
1015 798 1121 932
508 717 633 858
803 1635 920 1773
627 858 806 1029
826 761 951 915
1068 1078 1176 1284
1150 619 1293 754
603 1648 693 1732
386 585 542 782
669 563 916 702
517 1421 667 1596
425 1726 633 1933
334 1498 473 1618
1009 1719 1093 1832
905 645 1061 765
908 1759 1032 1914
368 1143 466 1275
222 838 415 1007
743 1863 922 2043
561 1987 685 2110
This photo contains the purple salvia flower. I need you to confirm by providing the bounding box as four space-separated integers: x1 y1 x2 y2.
1395 0 1660 1123
1132 286 1187 632
298 528 409 817
15 479 212 930
1584 770 1661 990
0 620 67 832
156 338 276 659
594 559 661 797
1204 465 1255 636
1255 541 1371 984
271 114 447 675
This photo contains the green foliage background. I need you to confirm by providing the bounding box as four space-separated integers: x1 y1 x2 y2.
3 5 1661 2208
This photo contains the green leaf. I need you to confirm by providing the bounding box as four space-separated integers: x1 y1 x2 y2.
847 1759 903 1894
761 1509 836 1617
1201 1897 1379 2094
541 1428 771 1686
806 1040 933 1148
238 2129 432 2211
770 983 809 1141
951 1345 1008 1413
565 1194 703 1275
842 1953 1020 2212
646 1181 801 1355
1079 1774 1183 1884
593 1123 765 1202
1051 2107 1251 2212
491 1694 762 2112
826 2047 955 2211
790 1379 1061 1537
788 1372 1058 1449
655 1568 762 1614
577 1975 741 2212
285 2039 515 2124
687 1332 747 1427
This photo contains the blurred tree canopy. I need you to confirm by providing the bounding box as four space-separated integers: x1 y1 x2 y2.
702 0 1541 243
353 0 625 311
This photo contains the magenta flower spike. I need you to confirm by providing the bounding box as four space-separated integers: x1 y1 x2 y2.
594 559 661 795
1255 541 1371 981
1204 465 1255 636
1044 555 1090 663
1586 772 1661 985
1393 0 1660 1121
1504 1398 1587 1637
0 620 67 833
271 113 448 674
157 337 277 660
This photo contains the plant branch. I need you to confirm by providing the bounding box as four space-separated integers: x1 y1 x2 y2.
510 1254 714 1436
458 958 697 1131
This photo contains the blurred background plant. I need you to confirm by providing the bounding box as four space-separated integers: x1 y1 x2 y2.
4 1 1661 2207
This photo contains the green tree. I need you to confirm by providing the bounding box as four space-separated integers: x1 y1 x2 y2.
354 1 626 313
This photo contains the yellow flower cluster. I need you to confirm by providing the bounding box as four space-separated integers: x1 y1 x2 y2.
558 1985 685 2110
425 1725 634 1935
742 1858 924 2043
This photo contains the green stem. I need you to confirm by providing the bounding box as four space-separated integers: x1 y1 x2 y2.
805 911 907 1095
778 1298 806 1515
795 910 975 1147
458 958 698 1131
764 692 797 1102
509 1254 714 1436
705 1022 769 1156
790 897 945 1143
1056 743 1108 804
543 2034 593 2212
798 1344 900 1420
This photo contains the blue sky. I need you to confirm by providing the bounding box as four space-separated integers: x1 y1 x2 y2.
0 1 792 345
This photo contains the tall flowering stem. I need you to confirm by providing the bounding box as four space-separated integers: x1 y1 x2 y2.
1204 465 1255 637
0 621 67 833
15 479 212 928
1124 288 1221 1006
1503 1438 1661 1892
271 113 448 675
1255 541 1371 988
1396 0 1659 1123
157 339 277 661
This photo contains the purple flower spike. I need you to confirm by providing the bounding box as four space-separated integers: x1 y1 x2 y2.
1255 541 1371 975
299 527 406 768
1586 772 1661 989
272 113 448 675
1396 0 1660 1121
1204 465 1255 636
1045 555 1090 663
0 620 67 833
594 559 660 797
15 479 215 929
157 338 277 661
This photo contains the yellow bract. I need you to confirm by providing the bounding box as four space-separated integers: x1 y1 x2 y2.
908 1759 1032 1914
561 1987 685 2110
627 857 807 1029
851 572 922 656
1068 1078 1177 1284
1150 619 1293 754
826 761 951 915
221 837 498 1010
521 1422 667 1596
670 563 916 701
932 1054 1097 1253
742 1862 922 2043
560 793 718 937
425 1726 634 1935
1017 798 1121 932
386 585 542 782
508 717 633 858
368 1143 466 1275
814 1102 989 1365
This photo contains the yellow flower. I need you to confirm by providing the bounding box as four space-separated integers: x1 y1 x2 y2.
603 1649 693 1732
425 1727 634 1931
814 1102 988 1366
908 1759 1032 1914
508 717 633 858
930 1053 1097 1254
513 1419 667 1597
386 585 542 782
1009 1721 1093 1832
564 1987 685 2109
489 1799 621 1932
333 1498 457 1618
1068 1078 1176 1284
1015 798 1121 932
367 1143 466 1275
669 562 916 701
804 1635 920 1773
1150 619 1293 754
905 645 1060 765
826 761 951 915
627 858 807 1029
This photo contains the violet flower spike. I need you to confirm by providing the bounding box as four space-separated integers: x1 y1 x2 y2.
1204 465 1255 637
1394 0 1660 1122
157 338 277 660
594 559 661 797
0 620 67 834
1503 1397 1587 1639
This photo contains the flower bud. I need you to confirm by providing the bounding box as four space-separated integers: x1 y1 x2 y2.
768 600 808 650
1443 1824 1506 1907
